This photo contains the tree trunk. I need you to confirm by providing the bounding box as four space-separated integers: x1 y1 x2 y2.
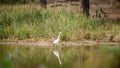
81 0 90 17
40 0 47 8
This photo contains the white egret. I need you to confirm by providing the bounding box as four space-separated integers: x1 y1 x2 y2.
53 32 62 46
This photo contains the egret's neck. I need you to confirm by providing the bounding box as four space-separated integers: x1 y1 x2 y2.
57 33 61 39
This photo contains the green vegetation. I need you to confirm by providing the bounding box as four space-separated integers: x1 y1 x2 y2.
0 5 120 41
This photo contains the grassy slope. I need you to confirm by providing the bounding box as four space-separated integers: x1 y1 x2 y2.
0 5 120 42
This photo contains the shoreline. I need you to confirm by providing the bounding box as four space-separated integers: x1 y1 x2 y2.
0 41 119 47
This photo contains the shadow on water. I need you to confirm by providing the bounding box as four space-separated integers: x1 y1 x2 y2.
0 44 120 68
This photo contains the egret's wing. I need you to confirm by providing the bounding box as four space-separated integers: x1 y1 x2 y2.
53 39 59 45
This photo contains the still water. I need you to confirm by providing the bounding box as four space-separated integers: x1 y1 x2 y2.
0 44 120 68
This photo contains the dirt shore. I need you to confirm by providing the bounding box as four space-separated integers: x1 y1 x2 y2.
0 41 119 47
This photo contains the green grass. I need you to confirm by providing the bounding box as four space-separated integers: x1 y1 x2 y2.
0 5 120 41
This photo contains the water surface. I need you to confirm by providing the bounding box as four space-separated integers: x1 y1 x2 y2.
0 44 120 68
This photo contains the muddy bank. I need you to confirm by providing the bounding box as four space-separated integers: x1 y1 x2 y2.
0 41 119 47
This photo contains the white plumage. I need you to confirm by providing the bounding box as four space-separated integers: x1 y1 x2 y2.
53 32 62 46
